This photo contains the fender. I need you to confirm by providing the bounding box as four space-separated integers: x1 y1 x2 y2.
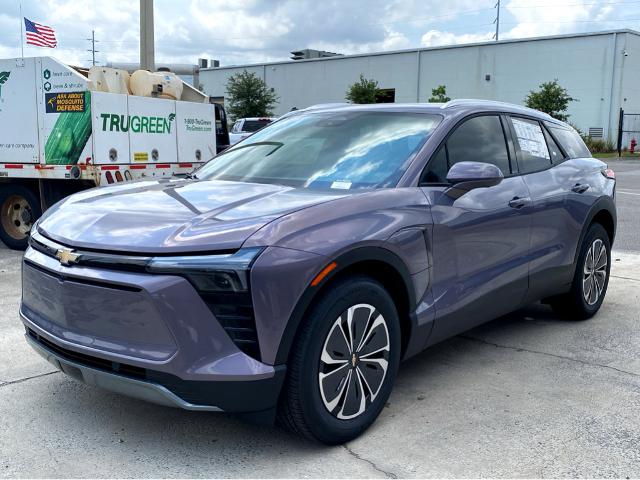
572 195 617 266
273 246 416 365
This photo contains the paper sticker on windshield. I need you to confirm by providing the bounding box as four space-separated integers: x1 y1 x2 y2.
512 118 550 159
331 180 352 190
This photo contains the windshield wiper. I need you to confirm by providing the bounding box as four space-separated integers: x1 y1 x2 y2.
229 141 284 156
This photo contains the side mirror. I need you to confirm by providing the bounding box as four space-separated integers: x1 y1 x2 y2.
445 161 504 199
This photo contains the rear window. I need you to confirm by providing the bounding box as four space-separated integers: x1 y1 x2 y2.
546 124 591 158
243 119 272 132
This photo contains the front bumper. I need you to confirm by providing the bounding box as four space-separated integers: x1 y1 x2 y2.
25 328 222 411
20 246 286 413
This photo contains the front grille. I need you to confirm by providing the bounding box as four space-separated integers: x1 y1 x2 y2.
29 230 261 360
24 260 142 293
200 292 260 360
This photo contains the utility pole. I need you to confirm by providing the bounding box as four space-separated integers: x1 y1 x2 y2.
140 0 155 71
494 0 501 41
86 30 99 66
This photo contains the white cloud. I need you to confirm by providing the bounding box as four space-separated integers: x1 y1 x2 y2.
501 0 617 39
421 30 493 47
419 0 622 49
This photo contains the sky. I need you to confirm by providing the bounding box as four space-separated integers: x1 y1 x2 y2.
0 0 637 69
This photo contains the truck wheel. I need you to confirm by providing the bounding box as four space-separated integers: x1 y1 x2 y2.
0 185 41 250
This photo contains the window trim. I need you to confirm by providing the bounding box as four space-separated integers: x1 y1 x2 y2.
419 112 516 186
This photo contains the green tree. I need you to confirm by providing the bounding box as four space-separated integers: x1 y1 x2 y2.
524 79 575 122
428 85 450 103
345 74 380 104
225 70 278 120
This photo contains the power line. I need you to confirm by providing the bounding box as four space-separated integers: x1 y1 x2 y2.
502 16 640 24
508 0 640 7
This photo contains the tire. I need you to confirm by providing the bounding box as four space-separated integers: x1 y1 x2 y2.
278 275 401 445
0 185 41 250
550 223 611 320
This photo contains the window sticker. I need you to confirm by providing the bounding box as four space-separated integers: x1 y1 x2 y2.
512 118 550 159
331 180 352 190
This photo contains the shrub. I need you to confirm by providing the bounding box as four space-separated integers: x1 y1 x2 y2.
581 136 615 154
345 74 380 104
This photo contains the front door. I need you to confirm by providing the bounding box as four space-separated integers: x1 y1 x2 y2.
420 114 533 344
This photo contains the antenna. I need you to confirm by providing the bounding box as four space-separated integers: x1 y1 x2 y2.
493 0 501 41
86 30 99 66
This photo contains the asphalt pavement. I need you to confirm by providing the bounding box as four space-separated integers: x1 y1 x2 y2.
1 160 639 478
604 159 640 251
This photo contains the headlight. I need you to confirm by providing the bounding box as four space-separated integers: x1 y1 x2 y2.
146 247 263 293
148 247 264 360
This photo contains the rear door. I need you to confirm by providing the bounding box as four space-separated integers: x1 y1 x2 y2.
420 114 533 343
505 116 586 300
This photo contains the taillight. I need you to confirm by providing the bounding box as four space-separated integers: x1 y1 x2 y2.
601 168 615 179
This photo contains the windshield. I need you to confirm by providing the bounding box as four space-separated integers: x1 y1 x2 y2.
197 111 441 190
243 119 273 132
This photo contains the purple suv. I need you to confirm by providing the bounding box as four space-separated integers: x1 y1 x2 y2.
20 100 616 444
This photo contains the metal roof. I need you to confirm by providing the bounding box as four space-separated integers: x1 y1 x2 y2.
202 29 640 72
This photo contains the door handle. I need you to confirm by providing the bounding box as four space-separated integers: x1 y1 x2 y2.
572 183 590 194
508 196 529 209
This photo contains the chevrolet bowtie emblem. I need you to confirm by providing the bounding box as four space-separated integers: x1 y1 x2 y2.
55 247 80 266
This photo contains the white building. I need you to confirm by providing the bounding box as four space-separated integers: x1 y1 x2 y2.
200 29 640 141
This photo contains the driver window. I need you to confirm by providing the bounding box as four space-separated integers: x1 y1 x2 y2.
421 115 511 186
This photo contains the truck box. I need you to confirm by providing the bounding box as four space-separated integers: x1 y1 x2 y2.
0 56 224 249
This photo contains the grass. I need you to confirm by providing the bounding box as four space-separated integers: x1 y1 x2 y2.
593 152 640 159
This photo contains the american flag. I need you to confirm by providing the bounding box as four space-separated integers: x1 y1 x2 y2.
24 18 57 48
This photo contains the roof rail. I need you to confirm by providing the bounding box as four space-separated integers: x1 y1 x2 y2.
441 98 555 120
304 103 351 110
277 102 352 119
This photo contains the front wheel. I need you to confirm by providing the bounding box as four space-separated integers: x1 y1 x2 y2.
550 223 611 320
0 185 41 250
278 275 401 444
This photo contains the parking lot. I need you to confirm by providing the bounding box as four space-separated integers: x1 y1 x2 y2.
1 159 639 478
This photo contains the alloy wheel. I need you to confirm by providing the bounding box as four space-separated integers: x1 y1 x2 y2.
582 238 608 306
318 303 390 420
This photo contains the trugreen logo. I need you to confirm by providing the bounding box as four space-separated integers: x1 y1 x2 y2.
0 71 10 99
100 113 175 134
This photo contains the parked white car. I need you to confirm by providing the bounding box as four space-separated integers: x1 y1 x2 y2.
229 117 277 145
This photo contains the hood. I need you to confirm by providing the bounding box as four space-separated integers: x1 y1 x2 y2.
37 179 346 253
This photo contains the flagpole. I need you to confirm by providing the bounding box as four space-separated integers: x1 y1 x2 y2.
19 1 24 58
